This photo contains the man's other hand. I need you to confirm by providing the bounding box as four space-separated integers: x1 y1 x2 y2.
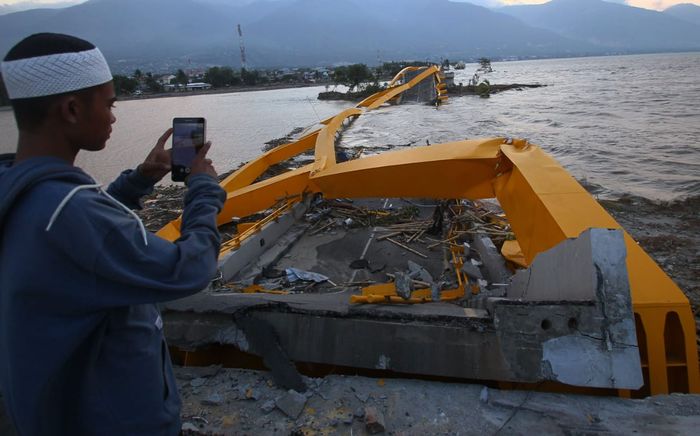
189 142 218 180
138 128 173 182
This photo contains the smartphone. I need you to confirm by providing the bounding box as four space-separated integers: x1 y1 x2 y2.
171 117 206 182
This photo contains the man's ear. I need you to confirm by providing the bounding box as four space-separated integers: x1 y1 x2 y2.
57 94 81 125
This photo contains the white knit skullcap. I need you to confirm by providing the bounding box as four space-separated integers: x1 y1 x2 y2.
1 47 112 99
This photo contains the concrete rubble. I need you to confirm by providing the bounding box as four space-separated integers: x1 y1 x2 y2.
173 366 700 435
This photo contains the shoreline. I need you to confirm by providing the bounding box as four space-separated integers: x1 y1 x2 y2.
0 82 329 108
117 82 327 103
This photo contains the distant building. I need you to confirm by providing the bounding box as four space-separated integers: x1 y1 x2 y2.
186 82 212 91
303 71 316 83
313 67 330 80
157 74 176 85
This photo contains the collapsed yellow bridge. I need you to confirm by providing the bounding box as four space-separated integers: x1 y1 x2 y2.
158 66 699 397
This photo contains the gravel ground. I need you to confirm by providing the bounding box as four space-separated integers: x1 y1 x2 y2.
176 366 700 435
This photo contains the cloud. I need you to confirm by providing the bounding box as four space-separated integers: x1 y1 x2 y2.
626 0 700 9
473 0 700 11
498 0 548 4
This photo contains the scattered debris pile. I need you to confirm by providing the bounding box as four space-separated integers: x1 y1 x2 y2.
206 193 519 310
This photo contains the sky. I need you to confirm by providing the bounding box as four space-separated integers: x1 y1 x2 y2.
1 0 700 11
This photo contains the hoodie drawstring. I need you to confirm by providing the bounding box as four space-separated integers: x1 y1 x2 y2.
45 184 149 246
98 187 149 246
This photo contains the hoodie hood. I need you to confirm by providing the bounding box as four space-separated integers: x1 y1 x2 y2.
0 154 95 232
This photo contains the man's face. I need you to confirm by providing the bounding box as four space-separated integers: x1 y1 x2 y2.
73 81 117 152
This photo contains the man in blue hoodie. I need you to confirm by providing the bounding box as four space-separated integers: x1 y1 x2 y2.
0 33 226 435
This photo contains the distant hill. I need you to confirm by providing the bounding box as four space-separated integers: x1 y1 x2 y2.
0 0 595 71
0 0 286 71
664 3 700 27
244 0 597 66
1 0 699 72
501 0 700 53
0 1 84 16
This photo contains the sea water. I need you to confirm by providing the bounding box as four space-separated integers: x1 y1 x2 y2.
1 52 698 202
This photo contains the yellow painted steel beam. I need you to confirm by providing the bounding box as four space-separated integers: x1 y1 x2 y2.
355 88 396 108
220 129 320 193
219 164 318 222
386 66 429 87
312 108 363 175
361 66 441 110
310 138 504 200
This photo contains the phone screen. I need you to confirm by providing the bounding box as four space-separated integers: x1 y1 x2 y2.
171 117 206 181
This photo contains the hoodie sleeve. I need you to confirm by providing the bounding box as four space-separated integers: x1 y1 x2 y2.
44 174 226 309
94 174 226 306
105 169 156 210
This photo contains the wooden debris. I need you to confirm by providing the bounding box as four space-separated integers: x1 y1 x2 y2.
385 237 428 259
377 231 402 241
309 220 335 236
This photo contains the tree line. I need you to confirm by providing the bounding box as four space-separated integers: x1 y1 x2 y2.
2 59 472 103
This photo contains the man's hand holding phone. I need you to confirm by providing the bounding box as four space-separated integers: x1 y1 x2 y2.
138 122 217 182
137 128 173 182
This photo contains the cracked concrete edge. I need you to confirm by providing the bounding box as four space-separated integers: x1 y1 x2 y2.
501 228 642 389
218 200 311 282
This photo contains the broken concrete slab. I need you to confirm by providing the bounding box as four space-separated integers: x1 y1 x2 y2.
275 390 307 419
394 271 413 300
507 232 595 301
473 234 511 284
460 261 483 280
236 314 307 392
407 260 434 284
220 200 310 282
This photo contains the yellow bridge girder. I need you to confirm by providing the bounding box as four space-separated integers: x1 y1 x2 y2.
357 65 444 109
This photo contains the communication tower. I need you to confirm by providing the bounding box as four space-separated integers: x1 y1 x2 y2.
237 24 247 70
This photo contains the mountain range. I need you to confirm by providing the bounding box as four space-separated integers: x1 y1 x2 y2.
500 0 700 52
664 3 700 26
0 0 699 72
